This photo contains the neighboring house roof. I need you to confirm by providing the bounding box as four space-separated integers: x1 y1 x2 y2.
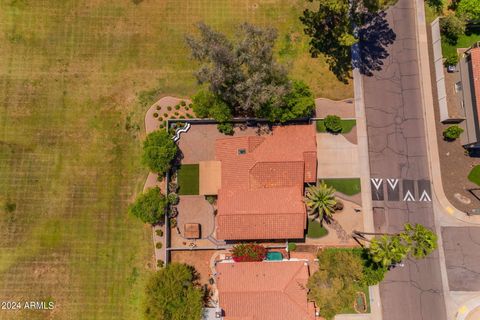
216 261 316 320
459 45 480 147
215 125 317 240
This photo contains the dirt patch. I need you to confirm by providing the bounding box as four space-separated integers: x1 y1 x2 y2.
170 250 217 286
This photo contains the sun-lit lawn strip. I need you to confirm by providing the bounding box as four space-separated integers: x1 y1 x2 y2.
442 31 480 58
316 119 356 133
307 219 329 238
468 165 480 186
321 178 361 196
177 164 199 195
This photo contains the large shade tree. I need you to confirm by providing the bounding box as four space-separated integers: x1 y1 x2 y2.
304 182 337 225
129 187 168 224
186 22 315 122
144 263 203 320
142 130 177 175
307 249 364 319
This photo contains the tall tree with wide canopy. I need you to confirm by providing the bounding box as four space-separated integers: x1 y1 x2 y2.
129 187 168 224
142 130 177 175
368 235 409 268
401 223 438 259
304 182 337 225
186 22 314 122
144 263 203 320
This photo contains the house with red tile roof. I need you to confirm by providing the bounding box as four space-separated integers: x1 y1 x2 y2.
214 124 317 240
457 43 480 151
215 260 316 320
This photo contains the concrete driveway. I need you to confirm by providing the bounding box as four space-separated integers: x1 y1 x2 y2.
316 133 360 178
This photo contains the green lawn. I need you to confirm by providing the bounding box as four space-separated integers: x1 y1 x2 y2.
307 219 329 238
177 164 199 195
468 165 480 186
322 178 361 196
0 1 352 318
316 119 357 134
442 31 480 58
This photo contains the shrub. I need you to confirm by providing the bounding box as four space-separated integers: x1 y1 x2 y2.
333 200 344 211
171 116 176 120
168 182 178 193
187 113 193 118
231 243 267 262
158 117 163 122
167 106 172 111
156 242 163 249
175 104 180 110
179 116 185 119
156 105 161 110
217 123 234 135
185 106 190 111
4 201 16 213
170 218 177 228
444 54 458 67
156 229 164 237
163 113 168 117
159 124 164 129
205 195 217 205
180 100 186 106
163 121 167 127
174 112 179 116
129 187 168 224
167 193 179 205
324 115 343 133
440 13 466 45
142 130 178 175
157 259 164 268
443 125 464 140
153 112 158 118
144 263 203 320
288 242 297 252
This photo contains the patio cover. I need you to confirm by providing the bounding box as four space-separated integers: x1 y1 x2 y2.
199 160 221 195
184 223 200 239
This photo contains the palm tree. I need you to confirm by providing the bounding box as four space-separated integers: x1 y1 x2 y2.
304 182 337 225
369 235 409 268
401 223 438 259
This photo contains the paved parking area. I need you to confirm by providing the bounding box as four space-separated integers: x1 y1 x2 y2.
316 133 360 178
442 227 480 291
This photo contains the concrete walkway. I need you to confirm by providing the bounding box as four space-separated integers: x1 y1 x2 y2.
317 133 360 178
315 98 356 118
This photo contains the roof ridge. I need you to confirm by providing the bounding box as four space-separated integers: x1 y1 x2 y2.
281 263 312 319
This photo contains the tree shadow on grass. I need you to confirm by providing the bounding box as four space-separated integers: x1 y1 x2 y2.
353 11 397 77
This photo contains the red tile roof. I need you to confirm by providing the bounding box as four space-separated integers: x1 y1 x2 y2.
471 47 480 126
215 125 317 240
216 261 316 320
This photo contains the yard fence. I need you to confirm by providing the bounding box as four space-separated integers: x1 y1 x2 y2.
431 17 449 122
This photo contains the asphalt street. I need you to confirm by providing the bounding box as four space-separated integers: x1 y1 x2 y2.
362 0 448 319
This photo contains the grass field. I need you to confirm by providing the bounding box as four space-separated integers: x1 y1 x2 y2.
442 31 480 58
0 1 351 319
316 119 357 133
322 178 361 196
177 164 199 195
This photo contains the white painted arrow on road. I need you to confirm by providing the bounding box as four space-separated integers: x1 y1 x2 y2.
419 190 431 202
403 190 415 202
387 178 399 190
371 178 383 191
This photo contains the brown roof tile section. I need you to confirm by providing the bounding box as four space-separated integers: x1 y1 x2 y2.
472 48 480 126
215 125 317 240
216 261 316 320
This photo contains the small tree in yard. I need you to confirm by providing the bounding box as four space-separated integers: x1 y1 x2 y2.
443 125 464 140
304 182 337 225
142 130 177 175
457 0 480 21
307 249 364 319
368 235 409 268
401 223 438 259
144 263 203 320
440 13 466 45
129 187 168 224
231 243 267 262
324 115 343 133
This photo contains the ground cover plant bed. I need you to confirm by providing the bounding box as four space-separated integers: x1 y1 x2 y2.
468 165 480 186
316 119 356 134
322 178 361 196
177 164 199 195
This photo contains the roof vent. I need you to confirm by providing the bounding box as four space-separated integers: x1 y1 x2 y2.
237 148 247 155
